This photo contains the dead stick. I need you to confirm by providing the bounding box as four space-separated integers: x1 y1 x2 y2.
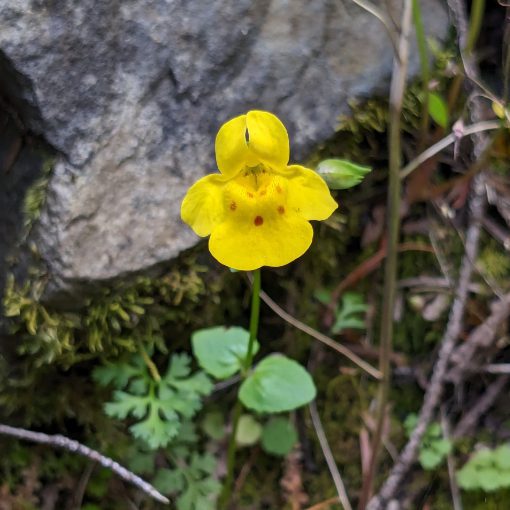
0 423 170 505
453 375 510 438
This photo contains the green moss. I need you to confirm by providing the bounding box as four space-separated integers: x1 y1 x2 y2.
21 155 54 234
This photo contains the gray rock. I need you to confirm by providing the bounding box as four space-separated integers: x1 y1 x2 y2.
0 0 449 300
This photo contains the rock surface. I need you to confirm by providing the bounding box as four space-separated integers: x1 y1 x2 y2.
0 0 449 299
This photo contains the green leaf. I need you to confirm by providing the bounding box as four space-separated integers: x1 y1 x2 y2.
494 444 510 470
261 417 298 457
99 352 212 449
432 438 452 456
239 355 316 413
404 413 419 436
315 159 372 190
428 92 449 128
419 449 443 470
236 415 262 446
176 453 221 510
331 292 368 334
201 411 226 441
478 468 506 492
153 468 185 494
92 357 144 389
191 326 259 379
457 464 479 490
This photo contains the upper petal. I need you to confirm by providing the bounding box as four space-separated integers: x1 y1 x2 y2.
246 111 289 169
285 165 338 220
181 174 227 237
209 210 313 271
215 114 256 178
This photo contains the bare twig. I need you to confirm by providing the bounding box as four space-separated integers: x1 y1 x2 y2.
0 424 170 505
447 294 510 383
399 120 501 180
309 401 353 510
453 375 510 438
482 364 510 374
440 408 463 510
350 0 399 55
259 289 382 380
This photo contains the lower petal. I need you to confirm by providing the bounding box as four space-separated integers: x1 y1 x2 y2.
181 174 227 237
209 213 313 271
285 165 338 220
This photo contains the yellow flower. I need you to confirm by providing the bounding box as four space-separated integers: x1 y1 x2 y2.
181 110 338 271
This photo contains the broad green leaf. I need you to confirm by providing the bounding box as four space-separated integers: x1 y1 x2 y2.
428 92 449 128
239 355 316 413
192 326 259 379
236 415 262 446
315 159 372 190
261 417 298 456
201 411 226 441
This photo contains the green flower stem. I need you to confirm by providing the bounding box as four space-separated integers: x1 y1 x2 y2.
219 268 261 509
412 0 431 149
465 0 485 54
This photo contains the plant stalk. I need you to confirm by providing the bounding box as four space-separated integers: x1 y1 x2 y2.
358 1 412 507
138 343 161 382
465 0 485 54
412 0 431 149
219 268 261 509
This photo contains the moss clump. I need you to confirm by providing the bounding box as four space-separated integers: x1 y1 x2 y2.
1 249 245 426
21 155 54 235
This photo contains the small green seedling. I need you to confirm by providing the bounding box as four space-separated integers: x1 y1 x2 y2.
404 414 452 470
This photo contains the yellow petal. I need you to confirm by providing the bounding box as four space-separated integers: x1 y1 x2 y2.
209 211 313 271
181 174 227 237
246 111 289 169
215 114 255 178
285 165 338 220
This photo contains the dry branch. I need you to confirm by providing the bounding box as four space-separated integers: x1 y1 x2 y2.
0 424 170 505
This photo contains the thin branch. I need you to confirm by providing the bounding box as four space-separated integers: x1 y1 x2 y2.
453 375 510 438
482 364 510 374
309 401 353 510
259 288 382 380
0 424 170 505
350 0 399 55
447 294 510 384
399 120 501 180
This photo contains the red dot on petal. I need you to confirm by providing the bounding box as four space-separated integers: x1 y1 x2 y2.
254 216 264 226
230 201 237 211
277 206 285 214
276 185 282 194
